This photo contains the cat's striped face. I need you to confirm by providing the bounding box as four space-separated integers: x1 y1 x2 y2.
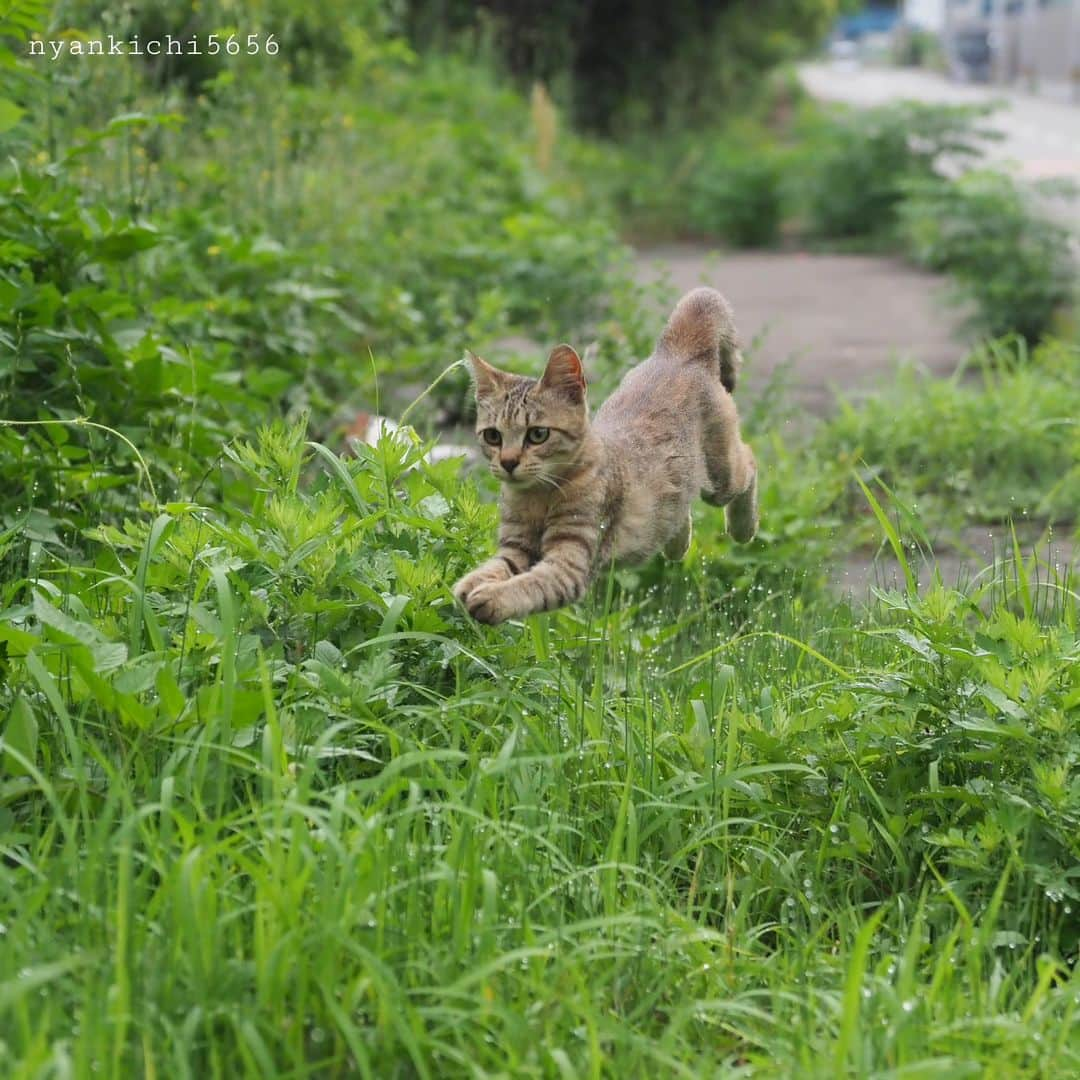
468 347 588 490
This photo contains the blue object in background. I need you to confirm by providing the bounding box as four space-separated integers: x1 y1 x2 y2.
835 5 902 40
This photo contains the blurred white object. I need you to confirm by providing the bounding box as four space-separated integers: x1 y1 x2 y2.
343 411 478 466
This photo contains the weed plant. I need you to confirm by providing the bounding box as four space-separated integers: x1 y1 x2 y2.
819 337 1080 529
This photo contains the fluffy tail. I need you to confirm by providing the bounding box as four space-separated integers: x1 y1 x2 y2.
655 287 741 393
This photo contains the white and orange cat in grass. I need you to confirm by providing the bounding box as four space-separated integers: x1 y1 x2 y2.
453 287 759 625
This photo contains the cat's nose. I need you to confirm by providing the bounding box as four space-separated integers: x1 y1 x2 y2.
501 456 519 475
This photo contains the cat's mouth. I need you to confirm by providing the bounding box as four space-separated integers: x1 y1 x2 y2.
500 471 541 489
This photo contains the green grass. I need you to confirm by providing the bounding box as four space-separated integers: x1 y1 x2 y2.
1 422 1078 1076
819 336 1080 530
1 7 1079 1076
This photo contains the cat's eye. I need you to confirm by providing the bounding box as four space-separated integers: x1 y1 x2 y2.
480 428 502 446
525 427 550 445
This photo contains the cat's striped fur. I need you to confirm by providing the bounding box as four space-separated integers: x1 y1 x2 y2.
454 287 758 624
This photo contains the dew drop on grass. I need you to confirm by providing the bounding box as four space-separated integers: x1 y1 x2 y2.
902 1000 915 1013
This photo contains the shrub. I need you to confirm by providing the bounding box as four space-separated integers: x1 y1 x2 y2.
900 171 1077 342
402 0 838 133
686 143 785 247
797 101 991 241
5 19 643 518
818 336 1080 526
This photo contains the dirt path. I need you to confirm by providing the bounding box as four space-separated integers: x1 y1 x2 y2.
634 246 969 417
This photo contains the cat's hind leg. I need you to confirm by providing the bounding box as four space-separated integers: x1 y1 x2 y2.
723 447 758 543
702 429 758 544
663 509 693 560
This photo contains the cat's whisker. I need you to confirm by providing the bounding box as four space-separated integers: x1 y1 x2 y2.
532 473 565 492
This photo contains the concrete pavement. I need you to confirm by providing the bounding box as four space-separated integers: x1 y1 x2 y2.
800 62 1080 188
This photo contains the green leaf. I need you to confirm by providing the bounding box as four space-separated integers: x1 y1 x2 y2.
0 99 24 134
2 694 38 777
33 590 103 644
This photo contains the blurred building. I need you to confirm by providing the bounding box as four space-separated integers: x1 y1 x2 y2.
904 0 947 30
925 0 1080 96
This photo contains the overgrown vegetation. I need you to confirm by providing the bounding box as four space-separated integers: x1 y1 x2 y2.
401 0 841 132
901 171 1078 341
820 337 1080 528
796 100 990 241
605 85 1077 344
1 3 1078 1075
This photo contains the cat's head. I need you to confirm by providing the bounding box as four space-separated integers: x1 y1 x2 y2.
467 345 589 489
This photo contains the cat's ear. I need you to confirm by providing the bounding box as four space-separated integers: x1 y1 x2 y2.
465 350 507 399
540 344 585 402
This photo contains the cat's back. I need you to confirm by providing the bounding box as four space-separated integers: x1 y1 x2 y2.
593 349 713 437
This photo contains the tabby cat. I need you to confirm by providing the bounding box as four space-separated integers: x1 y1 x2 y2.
453 287 758 624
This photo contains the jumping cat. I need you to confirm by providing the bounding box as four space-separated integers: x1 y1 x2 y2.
453 287 759 624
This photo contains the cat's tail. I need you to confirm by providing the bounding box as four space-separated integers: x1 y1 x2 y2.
655 286 741 393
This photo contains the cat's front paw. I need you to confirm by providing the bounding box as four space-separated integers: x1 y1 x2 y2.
453 569 492 605
454 559 513 607
464 580 515 625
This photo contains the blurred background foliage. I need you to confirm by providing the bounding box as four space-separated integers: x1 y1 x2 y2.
402 0 846 132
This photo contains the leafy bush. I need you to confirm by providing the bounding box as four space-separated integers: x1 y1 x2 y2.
59 0 380 87
900 171 1077 341
796 101 992 241
818 337 1080 526
686 143 785 247
4 16 648 517
403 0 838 132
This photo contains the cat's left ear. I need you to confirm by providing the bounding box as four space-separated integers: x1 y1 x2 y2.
540 344 586 402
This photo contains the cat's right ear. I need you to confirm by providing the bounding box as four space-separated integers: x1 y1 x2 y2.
465 350 506 399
